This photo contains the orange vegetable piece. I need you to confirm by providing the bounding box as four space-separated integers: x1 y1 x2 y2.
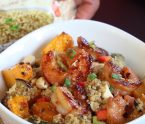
42 32 73 54
2 69 16 88
2 63 33 88
96 109 107 121
11 63 33 81
7 96 30 118
36 97 49 103
97 56 111 63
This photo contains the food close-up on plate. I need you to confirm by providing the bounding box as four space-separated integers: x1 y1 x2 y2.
0 20 145 124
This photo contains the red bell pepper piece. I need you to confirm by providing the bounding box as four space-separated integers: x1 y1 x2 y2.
77 82 85 87
96 109 107 121
36 97 49 103
98 56 111 63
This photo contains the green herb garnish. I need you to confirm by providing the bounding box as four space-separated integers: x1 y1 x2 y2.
51 85 56 92
87 73 97 81
93 116 105 124
57 56 67 71
109 85 114 93
5 18 14 24
10 24 19 31
67 49 76 59
64 78 71 87
111 73 121 79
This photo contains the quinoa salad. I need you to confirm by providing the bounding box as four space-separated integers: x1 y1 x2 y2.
1 32 145 124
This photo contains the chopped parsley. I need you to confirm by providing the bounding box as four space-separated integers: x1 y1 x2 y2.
67 49 76 59
5 18 14 24
109 85 114 93
64 78 71 87
10 24 20 31
51 85 56 92
87 73 97 81
112 73 122 80
57 57 67 72
93 116 105 124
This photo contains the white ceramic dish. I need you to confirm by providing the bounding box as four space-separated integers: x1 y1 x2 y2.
0 20 145 124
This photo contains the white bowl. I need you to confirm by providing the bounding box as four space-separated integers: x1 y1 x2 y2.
0 20 145 124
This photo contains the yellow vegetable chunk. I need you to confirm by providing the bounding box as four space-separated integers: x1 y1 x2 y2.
11 63 33 81
2 63 33 88
42 32 73 54
7 96 30 118
2 69 16 88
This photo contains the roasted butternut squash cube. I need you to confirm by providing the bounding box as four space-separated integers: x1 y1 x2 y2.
7 96 30 118
11 63 33 81
42 32 73 54
2 63 33 88
2 69 16 88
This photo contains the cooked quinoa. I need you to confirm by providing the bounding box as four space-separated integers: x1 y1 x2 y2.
135 98 144 112
0 10 53 44
53 113 92 124
6 80 40 101
85 78 108 111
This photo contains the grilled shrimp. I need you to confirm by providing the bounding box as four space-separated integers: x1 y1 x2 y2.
67 48 91 82
32 97 58 122
107 95 126 124
71 82 90 114
51 87 82 115
107 95 136 124
100 62 141 93
41 51 67 85
77 36 109 60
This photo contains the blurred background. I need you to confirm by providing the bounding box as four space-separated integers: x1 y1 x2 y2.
93 0 145 42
